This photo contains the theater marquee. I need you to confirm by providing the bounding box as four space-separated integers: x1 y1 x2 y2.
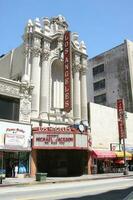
32 129 88 149
33 133 74 148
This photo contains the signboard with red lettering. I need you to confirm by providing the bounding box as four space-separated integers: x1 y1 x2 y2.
32 127 88 150
0 120 31 150
117 99 126 139
64 31 71 112
33 133 74 148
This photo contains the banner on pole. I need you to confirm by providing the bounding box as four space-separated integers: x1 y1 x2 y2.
116 99 126 139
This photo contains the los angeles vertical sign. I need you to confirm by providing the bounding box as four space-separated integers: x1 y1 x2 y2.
64 31 71 112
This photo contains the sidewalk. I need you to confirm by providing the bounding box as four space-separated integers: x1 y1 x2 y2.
1 172 133 187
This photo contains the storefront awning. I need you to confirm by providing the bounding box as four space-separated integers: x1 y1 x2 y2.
92 150 116 159
115 151 132 159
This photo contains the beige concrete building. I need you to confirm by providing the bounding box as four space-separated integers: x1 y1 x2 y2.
87 40 133 113
89 102 133 174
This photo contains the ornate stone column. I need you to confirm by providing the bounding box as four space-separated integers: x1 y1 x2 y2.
73 54 81 124
80 58 88 126
31 36 41 118
39 40 50 119
22 46 30 82
22 19 33 82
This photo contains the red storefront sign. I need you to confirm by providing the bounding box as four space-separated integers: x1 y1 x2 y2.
64 31 71 112
117 99 126 139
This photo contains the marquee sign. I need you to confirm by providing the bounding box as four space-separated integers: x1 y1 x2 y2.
33 133 74 148
64 31 71 112
32 130 88 150
117 99 126 139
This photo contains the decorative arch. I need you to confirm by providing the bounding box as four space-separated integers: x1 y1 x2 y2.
51 59 64 109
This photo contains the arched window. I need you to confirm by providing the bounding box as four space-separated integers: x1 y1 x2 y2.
51 59 64 109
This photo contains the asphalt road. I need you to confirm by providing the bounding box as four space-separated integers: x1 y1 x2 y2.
0 177 133 200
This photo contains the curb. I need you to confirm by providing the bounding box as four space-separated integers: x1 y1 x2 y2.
0 174 133 187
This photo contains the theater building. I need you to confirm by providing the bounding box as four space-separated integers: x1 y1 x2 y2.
0 15 91 177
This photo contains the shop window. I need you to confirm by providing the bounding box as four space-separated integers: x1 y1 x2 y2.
0 95 19 121
93 64 104 76
93 79 105 91
3 152 29 177
18 152 29 174
94 93 106 104
0 152 5 176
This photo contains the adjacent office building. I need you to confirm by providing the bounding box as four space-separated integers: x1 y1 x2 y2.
87 40 133 113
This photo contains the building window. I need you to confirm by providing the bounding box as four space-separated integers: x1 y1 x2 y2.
94 94 106 104
93 64 104 76
0 95 20 121
93 79 105 91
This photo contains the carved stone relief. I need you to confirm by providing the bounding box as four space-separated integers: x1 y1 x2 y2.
19 82 33 122
41 49 50 61
19 98 31 122
31 46 41 57
72 64 81 73
0 82 20 97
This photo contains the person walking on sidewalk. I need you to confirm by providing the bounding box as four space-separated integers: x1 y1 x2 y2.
14 164 18 178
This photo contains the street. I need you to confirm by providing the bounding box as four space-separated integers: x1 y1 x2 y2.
0 177 133 200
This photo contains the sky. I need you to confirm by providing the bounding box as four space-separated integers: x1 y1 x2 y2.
1 0 133 58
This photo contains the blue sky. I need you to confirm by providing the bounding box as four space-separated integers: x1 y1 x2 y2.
1 0 133 58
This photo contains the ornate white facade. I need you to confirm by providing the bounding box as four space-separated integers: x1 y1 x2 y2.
0 15 91 177
21 15 88 127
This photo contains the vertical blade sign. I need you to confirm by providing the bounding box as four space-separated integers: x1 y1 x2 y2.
117 99 126 139
64 31 71 112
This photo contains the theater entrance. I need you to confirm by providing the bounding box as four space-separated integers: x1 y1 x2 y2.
37 150 88 177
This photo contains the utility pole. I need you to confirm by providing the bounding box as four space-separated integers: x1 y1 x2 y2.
123 135 128 175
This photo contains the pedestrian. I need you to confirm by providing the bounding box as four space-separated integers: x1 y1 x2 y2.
11 162 15 177
15 164 18 178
